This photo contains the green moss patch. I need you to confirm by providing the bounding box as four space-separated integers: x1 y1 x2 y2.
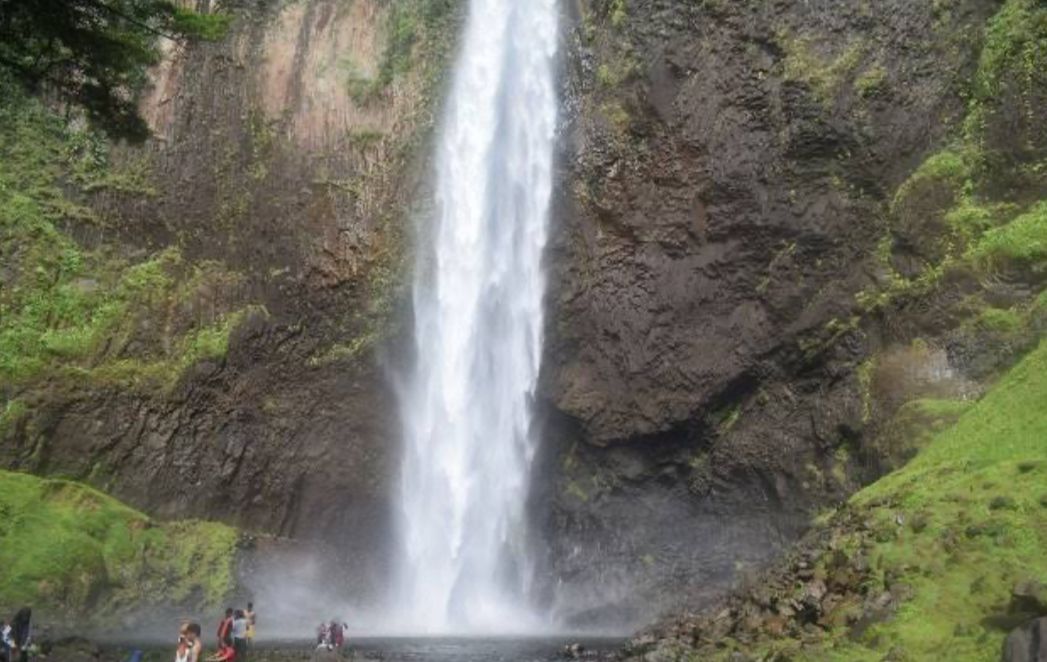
968 200 1047 275
0 470 238 623
778 31 866 101
0 76 257 394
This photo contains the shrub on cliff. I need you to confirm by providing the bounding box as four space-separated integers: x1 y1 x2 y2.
0 0 231 140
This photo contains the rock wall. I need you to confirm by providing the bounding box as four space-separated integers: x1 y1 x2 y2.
1 0 459 599
538 0 1011 625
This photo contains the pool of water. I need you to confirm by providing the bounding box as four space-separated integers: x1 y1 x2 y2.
102 636 624 661
343 636 622 661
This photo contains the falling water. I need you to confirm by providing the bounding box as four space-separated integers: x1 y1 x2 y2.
396 0 559 634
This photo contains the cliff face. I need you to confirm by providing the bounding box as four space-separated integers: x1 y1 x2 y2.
1 0 457 598
540 0 1043 625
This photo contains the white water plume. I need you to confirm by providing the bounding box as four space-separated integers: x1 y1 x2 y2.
396 0 560 634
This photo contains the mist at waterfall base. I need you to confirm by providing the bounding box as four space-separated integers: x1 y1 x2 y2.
391 0 560 635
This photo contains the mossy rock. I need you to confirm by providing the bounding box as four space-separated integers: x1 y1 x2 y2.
0 470 239 628
889 150 973 274
871 398 972 471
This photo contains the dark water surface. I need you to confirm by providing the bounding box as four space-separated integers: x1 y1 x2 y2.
344 636 622 661
102 636 624 661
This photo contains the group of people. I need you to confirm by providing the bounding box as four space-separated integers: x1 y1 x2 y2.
315 620 348 651
0 607 32 662
177 603 256 662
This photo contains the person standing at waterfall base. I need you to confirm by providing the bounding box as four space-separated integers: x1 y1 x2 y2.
329 620 343 649
1 619 12 662
175 624 194 662
244 603 256 645
8 608 31 662
216 609 234 649
231 610 248 661
316 622 331 650
187 622 203 662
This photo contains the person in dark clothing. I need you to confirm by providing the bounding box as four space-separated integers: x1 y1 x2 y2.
9 608 31 662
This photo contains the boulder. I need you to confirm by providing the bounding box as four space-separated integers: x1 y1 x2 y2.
1003 617 1047 662
1013 581 1047 616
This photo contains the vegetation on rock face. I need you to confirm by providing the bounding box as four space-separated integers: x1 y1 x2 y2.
0 0 231 141
876 0 1046 289
970 201 1047 274
779 31 866 101
617 0 1047 656
0 77 258 400
0 469 237 624
629 340 1047 661
830 340 1047 660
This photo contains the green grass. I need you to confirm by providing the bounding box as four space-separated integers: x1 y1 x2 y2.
0 400 27 438
855 65 888 98
968 201 1047 274
609 0 628 28
778 340 1047 661
974 306 1025 334
873 398 973 469
890 149 972 214
0 470 238 623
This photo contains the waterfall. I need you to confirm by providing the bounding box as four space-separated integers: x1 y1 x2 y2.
396 0 559 634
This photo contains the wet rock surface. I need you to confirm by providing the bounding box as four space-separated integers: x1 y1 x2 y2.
540 0 1004 623
614 509 884 660
1004 618 1047 662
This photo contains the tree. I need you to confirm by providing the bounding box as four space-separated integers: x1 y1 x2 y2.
0 0 231 141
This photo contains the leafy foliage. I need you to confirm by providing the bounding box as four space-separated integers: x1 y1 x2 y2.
0 0 231 140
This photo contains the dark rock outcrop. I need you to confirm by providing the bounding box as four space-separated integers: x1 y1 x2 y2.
1004 618 1047 662
540 0 1004 623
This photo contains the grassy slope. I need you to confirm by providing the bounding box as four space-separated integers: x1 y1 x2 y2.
0 470 237 623
785 340 1047 661
814 7 1047 653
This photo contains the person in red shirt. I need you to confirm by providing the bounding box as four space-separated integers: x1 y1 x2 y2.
216 608 234 648
330 620 344 648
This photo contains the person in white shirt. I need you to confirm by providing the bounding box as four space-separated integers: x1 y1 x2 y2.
231 610 248 660
1 619 13 662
